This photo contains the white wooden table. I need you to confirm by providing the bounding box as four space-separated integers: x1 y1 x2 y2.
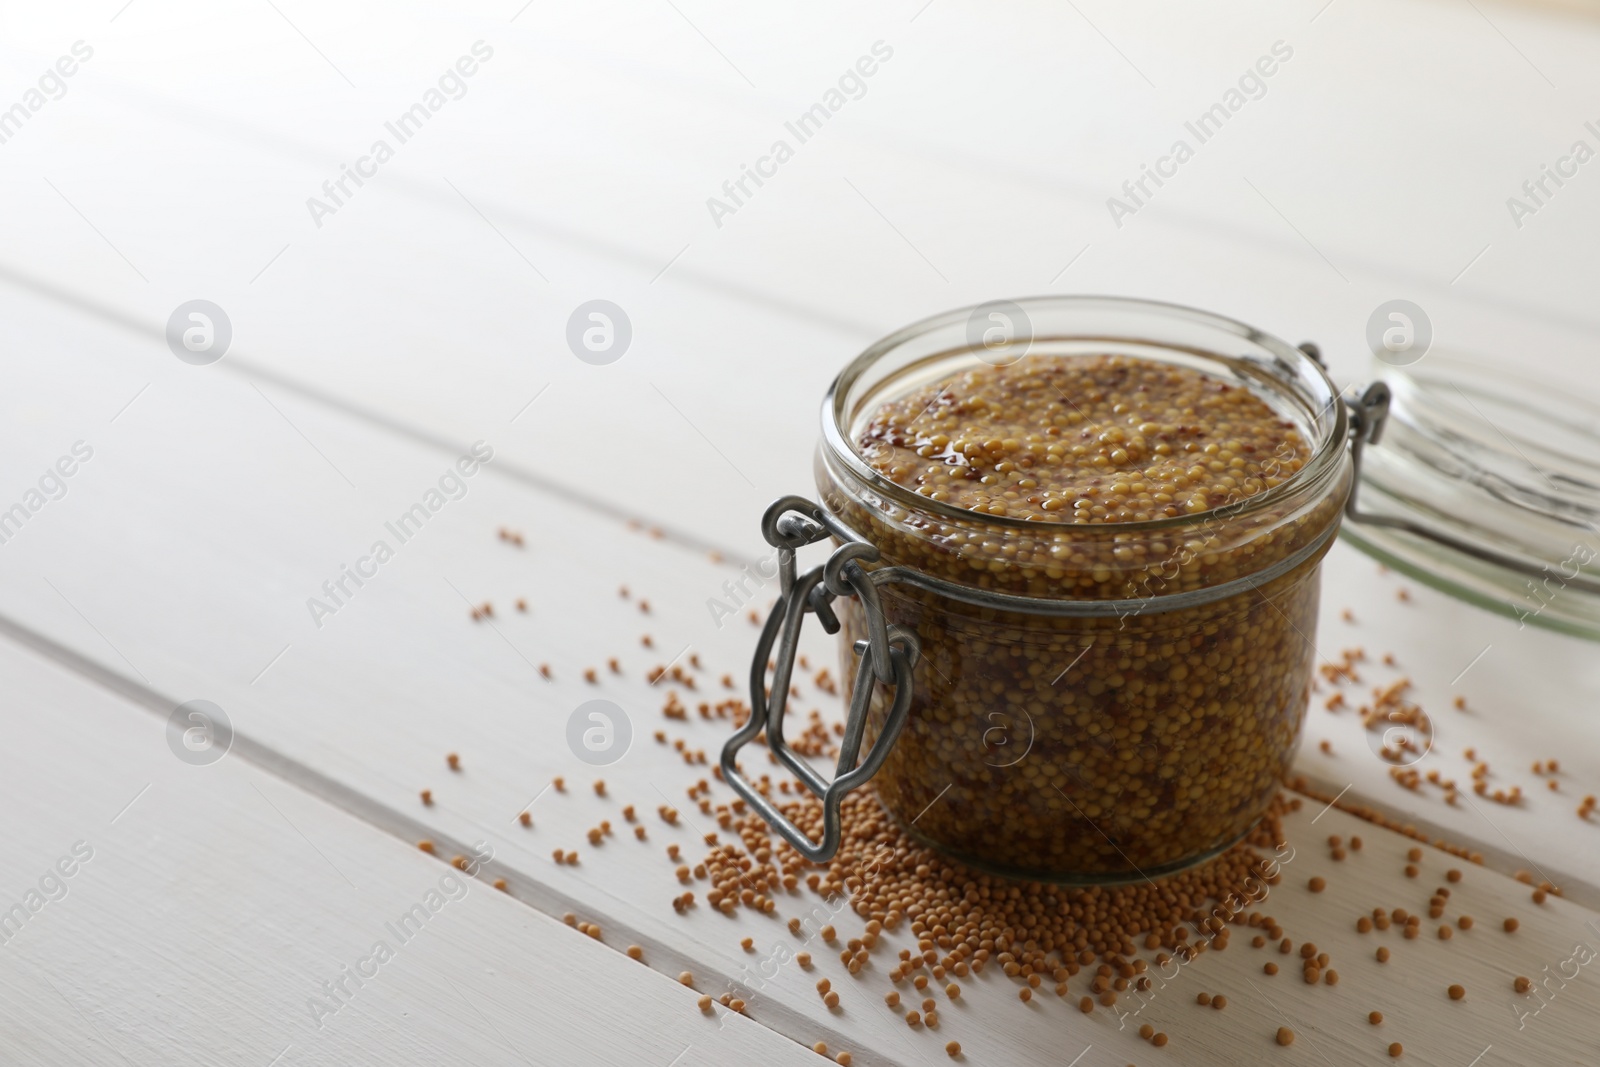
3 1 1600 1063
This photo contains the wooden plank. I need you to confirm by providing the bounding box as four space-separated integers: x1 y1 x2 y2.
0 637 821 1067
2 287 1600 1063
3 1 1600 1060
7 584 1600 1066
2 222 1599 901
2 0 1599 556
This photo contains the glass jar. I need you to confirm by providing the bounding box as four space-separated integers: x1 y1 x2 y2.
1340 351 1600 639
723 297 1354 883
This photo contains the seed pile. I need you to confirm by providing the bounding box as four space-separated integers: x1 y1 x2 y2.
676 780 1318 1057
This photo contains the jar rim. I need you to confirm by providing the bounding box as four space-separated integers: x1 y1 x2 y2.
820 294 1349 534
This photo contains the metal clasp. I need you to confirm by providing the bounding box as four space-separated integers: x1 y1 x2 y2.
720 497 920 863
1343 379 1392 523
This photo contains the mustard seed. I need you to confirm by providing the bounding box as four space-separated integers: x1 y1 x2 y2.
1139 1024 1154 1040
813 1043 827 1056
1389 1042 1403 1057
679 972 694 987
627 945 643 960
1504 918 1520 932
1152 1034 1168 1048
698 995 713 1013
446 753 460 771
1369 1011 1382 1024
824 991 840 1009
836 1054 852 1066
1277 1027 1295 1046
417 840 435 854
946 1042 961 1058
1448 984 1465 1000
1308 877 1326 893
1376 947 1390 963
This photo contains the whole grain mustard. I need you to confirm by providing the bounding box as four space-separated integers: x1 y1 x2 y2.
822 353 1346 881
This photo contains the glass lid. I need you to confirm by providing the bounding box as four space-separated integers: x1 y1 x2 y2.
1341 350 1600 640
